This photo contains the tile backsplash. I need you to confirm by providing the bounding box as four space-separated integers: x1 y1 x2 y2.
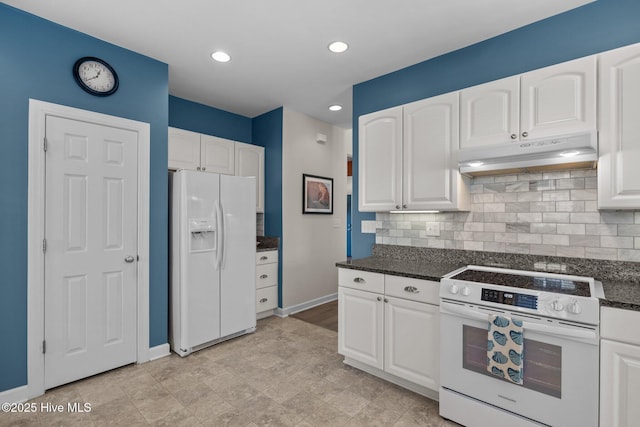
375 168 640 262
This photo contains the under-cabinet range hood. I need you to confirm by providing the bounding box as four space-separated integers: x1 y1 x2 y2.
458 131 597 176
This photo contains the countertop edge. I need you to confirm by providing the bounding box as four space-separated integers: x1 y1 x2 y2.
337 259 640 313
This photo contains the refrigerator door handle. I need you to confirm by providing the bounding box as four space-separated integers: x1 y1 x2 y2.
215 199 223 270
220 201 226 269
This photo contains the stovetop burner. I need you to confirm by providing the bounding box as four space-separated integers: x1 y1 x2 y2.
449 269 592 297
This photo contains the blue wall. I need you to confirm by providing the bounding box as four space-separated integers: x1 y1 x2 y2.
169 96 252 143
351 0 640 259
0 4 169 392
252 108 284 306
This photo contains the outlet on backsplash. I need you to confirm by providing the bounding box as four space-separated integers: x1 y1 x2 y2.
425 222 440 237
533 262 567 273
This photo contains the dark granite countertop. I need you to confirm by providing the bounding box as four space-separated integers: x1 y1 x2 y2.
336 257 464 282
600 280 640 312
337 253 640 312
256 236 279 252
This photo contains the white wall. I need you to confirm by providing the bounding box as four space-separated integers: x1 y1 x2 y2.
281 108 348 309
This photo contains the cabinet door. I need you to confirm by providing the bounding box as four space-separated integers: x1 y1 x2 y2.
200 134 235 175
358 107 403 211
235 142 265 213
168 127 201 170
460 76 519 148
404 92 468 211
338 287 384 369
600 339 640 427
520 56 596 140
384 296 439 390
598 43 640 209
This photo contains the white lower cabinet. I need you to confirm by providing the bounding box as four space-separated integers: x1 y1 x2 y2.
256 250 278 317
338 268 439 394
600 307 640 427
384 296 439 390
338 286 384 369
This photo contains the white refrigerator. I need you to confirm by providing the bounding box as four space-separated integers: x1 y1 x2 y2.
170 169 256 357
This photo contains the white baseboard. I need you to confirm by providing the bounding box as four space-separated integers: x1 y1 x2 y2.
279 293 338 317
148 343 170 361
0 385 30 404
257 310 275 320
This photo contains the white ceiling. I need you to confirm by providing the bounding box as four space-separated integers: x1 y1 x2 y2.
6 0 592 128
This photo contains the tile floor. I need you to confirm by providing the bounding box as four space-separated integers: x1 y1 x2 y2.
2 316 459 426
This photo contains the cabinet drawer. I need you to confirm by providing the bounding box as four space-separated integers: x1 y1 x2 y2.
385 275 439 305
601 307 640 345
338 268 384 294
256 250 278 265
256 263 278 289
257 286 278 312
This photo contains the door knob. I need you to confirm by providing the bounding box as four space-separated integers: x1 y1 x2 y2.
124 256 135 263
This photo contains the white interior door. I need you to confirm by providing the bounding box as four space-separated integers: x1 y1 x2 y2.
44 115 138 389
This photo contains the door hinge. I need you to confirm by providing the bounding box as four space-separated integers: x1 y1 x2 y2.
42 239 47 253
43 137 48 152
42 340 46 354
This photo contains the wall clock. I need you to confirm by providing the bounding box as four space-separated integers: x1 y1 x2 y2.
73 57 119 96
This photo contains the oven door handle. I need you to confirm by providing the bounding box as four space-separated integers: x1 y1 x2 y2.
440 302 489 322
520 321 597 341
440 301 598 342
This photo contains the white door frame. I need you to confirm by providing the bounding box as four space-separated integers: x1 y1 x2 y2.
26 99 150 399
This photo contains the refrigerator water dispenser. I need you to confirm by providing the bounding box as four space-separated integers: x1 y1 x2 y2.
189 218 216 252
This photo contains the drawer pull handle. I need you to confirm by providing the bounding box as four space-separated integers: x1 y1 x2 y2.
354 277 365 284
377 296 382 301
404 286 419 293
260 256 268 261
260 274 268 279
260 298 268 303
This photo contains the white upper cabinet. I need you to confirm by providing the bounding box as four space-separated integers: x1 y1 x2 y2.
359 94 469 212
460 56 596 150
235 141 265 213
404 93 468 211
169 127 265 211
168 127 201 170
460 76 519 148
200 134 235 175
598 43 640 209
358 107 403 211
520 56 596 140
168 127 235 174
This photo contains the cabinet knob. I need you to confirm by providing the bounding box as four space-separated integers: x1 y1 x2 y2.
260 298 268 303
196 166 201 171
260 274 268 279
354 277 365 284
396 205 401 209
521 132 528 138
404 286 419 293
202 167 206 171
377 296 382 301
402 204 407 209
260 256 268 261
510 134 517 140
384 298 388 303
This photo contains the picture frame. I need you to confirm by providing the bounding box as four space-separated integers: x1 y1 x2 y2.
302 174 333 214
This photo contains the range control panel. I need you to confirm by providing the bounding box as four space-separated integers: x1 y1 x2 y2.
481 288 538 310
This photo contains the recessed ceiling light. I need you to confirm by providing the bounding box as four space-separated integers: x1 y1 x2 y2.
211 51 231 63
329 105 342 111
328 41 349 53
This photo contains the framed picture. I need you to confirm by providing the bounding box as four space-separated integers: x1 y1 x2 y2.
303 174 333 214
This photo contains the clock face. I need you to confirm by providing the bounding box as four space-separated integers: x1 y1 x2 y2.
73 57 119 96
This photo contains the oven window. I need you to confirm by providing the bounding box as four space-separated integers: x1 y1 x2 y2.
462 325 561 398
